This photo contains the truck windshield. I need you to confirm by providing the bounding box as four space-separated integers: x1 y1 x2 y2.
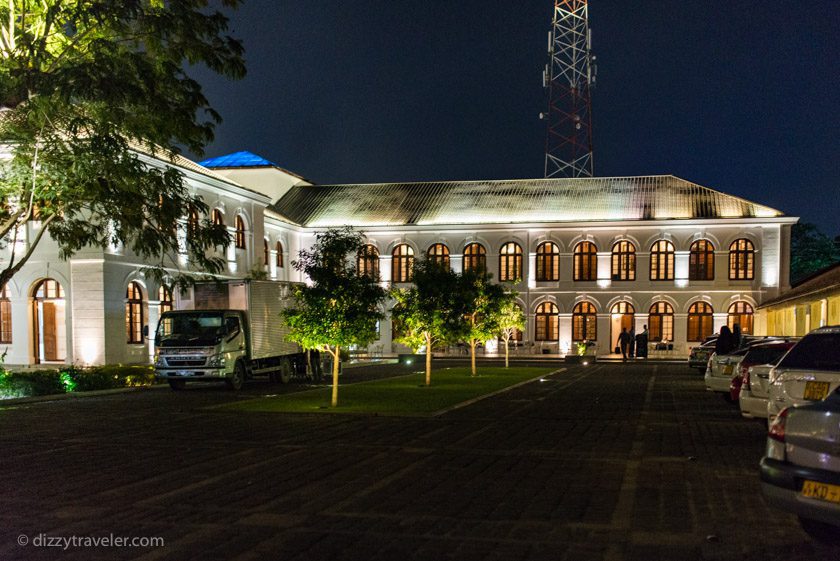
156 313 226 347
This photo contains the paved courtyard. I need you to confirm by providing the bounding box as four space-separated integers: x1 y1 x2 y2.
2 361 838 561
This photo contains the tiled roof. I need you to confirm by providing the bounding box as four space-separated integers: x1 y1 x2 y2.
759 262 840 309
272 175 784 228
199 150 277 168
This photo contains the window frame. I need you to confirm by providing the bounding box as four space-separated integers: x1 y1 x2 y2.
427 243 450 270
689 239 715 281
611 240 636 281
276 241 284 268
463 242 487 273
727 301 754 334
536 241 560 282
535 302 559 341
687 302 714 342
649 240 675 281
126 281 145 344
234 215 246 250
729 238 755 280
572 301 597 341
158 285 173 315
0 285 11 344
573 241 598 281
648 301 674 342
391 244 415 283
498 242 523 282
357 244 380 279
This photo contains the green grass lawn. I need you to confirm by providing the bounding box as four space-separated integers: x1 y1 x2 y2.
224 366 558 415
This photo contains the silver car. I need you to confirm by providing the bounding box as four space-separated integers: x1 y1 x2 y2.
767 326 840 422
704 348 748 394
761 387 840 541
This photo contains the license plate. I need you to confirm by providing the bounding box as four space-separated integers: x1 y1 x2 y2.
803 381 830 400
723 365 734 376
801 480 840 504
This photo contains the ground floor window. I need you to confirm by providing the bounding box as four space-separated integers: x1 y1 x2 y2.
126 282 145 344
687 302 714 342
0 286 11 343
649 302 674 342
727 301 754 334
535 302 558 341
572 301 597 341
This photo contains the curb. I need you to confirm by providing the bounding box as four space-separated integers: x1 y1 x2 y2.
0 384 167 406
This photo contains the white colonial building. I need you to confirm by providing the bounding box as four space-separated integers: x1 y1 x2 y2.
0 150 796 365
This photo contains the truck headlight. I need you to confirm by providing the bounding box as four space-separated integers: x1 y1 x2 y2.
154 353 165 367
207 354 226 367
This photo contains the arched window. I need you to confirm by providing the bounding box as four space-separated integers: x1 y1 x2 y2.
535 302 559 341
126 282 145 344
573 241 598 281
34 278 64 299
536 242 560 281
392 244 415 283
276 241 284 268
187 206 199 237
499 242 523 282
0 285 11 344
728 301 754 334
263 238 269 268
689 240 715 281
357 244 380 279
729 239 755 280
427 243 450 270
611 240 636 281
649 302 674 342
463 243 486 272
159 285 173 315
649 240 675 281
572 301 597 341
687 302 714 342
212 208 224 227
234 215 246 249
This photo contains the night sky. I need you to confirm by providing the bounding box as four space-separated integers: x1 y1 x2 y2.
189 1 839 234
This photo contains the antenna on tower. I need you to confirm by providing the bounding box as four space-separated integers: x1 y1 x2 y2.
542 1 595 178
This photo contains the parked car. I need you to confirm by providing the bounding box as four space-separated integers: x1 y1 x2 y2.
767 326 840 422
688 338 717 373
760 388 840 541
731 340 797 407
705 347 749 396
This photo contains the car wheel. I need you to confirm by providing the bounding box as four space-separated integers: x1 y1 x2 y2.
168 379 186 391
798 516 840 544
226 362 246 391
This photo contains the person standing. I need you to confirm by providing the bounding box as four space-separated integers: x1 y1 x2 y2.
715 326 736 356
637 325 649 359
617 327 632 361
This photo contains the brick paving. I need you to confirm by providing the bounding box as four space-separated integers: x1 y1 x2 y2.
2 361 839 561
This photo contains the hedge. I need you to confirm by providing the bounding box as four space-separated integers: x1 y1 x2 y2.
0 365 157 399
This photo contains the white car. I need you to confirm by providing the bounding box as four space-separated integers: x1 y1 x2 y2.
704 348 748 394
761 388 840 541
767 326 840 422
738 341 797 419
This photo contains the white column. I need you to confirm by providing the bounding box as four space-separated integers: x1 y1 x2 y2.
71 260 106 366
596 252 611 288
558 313 572 355
674 251 689 288
713 313 728 334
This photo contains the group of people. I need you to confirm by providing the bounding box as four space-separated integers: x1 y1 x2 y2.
616 325 649 361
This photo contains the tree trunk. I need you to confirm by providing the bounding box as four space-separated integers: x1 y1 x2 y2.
331 345 340 407
470 339 477 376
504 335 509 368
425 332 432 386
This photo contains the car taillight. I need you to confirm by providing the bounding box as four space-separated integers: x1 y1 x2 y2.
743 369 751 391
768 408 789 442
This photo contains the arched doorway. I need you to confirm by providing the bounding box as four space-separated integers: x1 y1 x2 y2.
610 301 635 349
31 278 66 364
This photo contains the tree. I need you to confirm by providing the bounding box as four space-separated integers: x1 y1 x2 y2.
459 270 511 376
496 297 525 369
390 259 467 386
790 223 840 284
0 1 246 291
283 228 386 407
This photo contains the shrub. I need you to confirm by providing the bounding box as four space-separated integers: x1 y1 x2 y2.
0 364 157 399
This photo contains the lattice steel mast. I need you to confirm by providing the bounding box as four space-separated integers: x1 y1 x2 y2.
542 0 596 178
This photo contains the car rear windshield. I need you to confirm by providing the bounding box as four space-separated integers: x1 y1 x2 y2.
777 334 840 371
744 346 790 366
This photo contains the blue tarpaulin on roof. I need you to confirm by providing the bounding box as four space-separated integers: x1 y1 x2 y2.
199 151 276 168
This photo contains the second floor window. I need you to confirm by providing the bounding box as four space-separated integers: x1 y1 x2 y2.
463 243 486 272
234 215 246 249
276 241 284 268
729 239 755 280
689 239 715 281
649 240 675 281
573 241 597 281
611 240 636 281
536 242 560 281
427 243 450 270
499 242 523 281
392 244 414 282
357 244 380 279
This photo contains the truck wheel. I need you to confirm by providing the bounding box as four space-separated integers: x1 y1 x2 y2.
278 361 292 384
226 362 246 391
168 379 186 391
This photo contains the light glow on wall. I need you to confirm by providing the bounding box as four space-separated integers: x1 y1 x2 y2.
80 339 102 366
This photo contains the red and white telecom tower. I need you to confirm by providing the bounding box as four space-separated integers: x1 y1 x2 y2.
542 0 596 178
